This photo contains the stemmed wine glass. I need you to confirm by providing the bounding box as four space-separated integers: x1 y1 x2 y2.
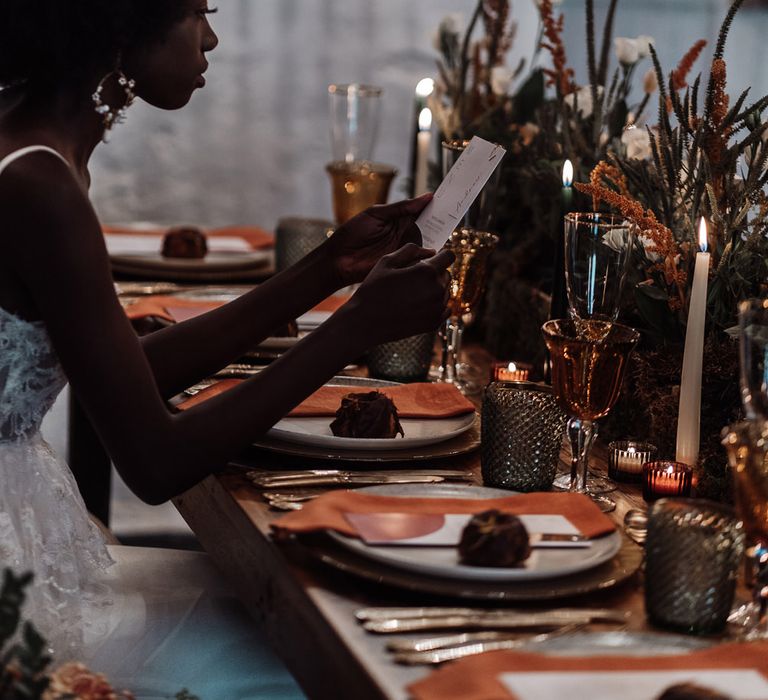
723 298 768 637
436 228 498 393
564 212 635 322
552 212 636 493
542 318 639 512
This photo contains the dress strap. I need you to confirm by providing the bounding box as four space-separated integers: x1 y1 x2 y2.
0 145 69 177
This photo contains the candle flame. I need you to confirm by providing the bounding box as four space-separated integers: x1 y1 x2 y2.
415 78 435 98
698 217 708 253
507 362 517 372
665 465 675 475
627 446 636 454
562 159 573 188
418 107 432 131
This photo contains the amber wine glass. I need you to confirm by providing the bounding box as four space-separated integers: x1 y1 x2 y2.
542 319 639 512
723 298 768 637
436 228 498 392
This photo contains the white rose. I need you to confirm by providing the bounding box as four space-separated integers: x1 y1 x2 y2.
490 66 514 95
440 13 463 35
602 227 632 254
432 13 464 50
564 85 603 118
642 67 658 94
638 234 661 262
636 35 655 58
614 37 640 66
621 125 652 160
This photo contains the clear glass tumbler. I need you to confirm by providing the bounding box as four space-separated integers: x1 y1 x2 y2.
328 83 383 163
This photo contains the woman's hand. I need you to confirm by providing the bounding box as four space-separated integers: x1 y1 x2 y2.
325 194 433 287
341 242 454 348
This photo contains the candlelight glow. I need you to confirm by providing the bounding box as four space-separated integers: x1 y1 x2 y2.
665 465 674 475
418 107 432 131
627 446 636 455
699 217 708 252
507 362 517 372
562 159 573 188
415 78 435 98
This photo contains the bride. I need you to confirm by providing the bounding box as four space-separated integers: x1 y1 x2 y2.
0 0 451 696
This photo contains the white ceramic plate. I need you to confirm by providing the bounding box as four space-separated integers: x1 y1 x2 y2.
268 413 476 451
327 484 622 581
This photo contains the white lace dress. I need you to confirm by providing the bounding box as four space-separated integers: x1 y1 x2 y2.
0 146 305 699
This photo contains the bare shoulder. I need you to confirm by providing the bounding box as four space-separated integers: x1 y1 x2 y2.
0 148 103 254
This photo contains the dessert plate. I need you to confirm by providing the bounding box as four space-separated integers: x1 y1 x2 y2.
266 377 476 451
326 484 622 582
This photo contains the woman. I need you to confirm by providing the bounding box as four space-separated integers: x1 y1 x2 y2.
0 0 451 695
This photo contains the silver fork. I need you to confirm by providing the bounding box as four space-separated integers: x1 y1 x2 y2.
391 623 585 665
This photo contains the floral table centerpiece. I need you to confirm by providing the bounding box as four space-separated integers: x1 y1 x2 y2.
429 0 658 365
576 0 766 499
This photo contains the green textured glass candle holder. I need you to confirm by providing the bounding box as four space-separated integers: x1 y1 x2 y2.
367 333 436 383
645 498 743 634
481 381 568 492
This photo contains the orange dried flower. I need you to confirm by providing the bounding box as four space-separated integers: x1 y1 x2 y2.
575 181 686 309
538 0 574 96
44 663 135 700
670 39 707 90
588 161 630 209
709 58 730 131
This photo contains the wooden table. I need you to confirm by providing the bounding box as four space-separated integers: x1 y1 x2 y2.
174 432 650 700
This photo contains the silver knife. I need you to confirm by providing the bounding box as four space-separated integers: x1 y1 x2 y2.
247 469 472 483
356 606 623 621
361 610 628 633
252 474 451 489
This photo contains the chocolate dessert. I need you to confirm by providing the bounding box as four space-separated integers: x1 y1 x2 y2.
657 684 732 700
330 391 404 439
458 509 531 567
161 226 208 259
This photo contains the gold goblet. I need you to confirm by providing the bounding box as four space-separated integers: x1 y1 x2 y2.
326 161 397 225
436 228 498 393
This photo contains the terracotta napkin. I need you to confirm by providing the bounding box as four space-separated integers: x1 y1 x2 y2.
407 641 768 700
124 294 350 324
271 490 615 540
177 380 476 419
103 224 275 250
289 383 475 418
124 296 223 323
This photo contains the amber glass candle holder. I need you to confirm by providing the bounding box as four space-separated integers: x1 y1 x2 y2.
642 461 693 502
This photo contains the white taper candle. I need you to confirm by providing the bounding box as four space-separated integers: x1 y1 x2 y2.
675 217 710 467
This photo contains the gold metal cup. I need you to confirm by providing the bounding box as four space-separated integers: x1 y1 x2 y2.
326 161 397 225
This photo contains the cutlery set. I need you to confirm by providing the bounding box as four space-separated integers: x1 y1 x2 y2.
354 607 629 664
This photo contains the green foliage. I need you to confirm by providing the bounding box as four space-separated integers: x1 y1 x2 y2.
0 570 51 700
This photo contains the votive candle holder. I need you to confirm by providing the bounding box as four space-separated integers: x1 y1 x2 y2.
490 361 532 383
608 440 657 483
642 461 693 502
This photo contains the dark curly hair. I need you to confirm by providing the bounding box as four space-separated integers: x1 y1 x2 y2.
0 1 192 89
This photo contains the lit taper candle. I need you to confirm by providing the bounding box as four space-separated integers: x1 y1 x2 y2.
675 217 710 467
550 159 573 320
414 107 433 197
409 78 434 197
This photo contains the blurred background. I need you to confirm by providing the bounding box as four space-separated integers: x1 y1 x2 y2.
42 0 768 543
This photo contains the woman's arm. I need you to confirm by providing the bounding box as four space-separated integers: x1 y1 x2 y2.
1 154 450 504
140 196 432 398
